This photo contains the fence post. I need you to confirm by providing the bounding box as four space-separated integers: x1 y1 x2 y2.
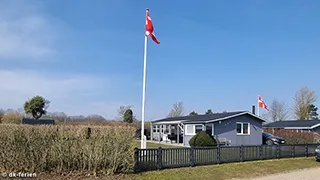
239 145 244 162
276 145 280 159
291 144 296 158
217 146 221 164
305 144 309 157
157 147 163 170
134 148 139 172
86 127 91 139
190 147 195 167
259 145 263 160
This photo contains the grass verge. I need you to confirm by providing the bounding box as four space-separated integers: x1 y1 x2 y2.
130 157 320 180
34 157 320 180
135 141 182 148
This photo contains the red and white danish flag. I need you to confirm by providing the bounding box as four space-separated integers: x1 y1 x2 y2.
145 9 160 44
258 95 269 111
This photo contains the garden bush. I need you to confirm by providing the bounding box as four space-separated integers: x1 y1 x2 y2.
189 131 217 147
0 124 136 174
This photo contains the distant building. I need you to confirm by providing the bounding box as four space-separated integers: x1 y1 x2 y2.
263 120 320 133
21 118 55 125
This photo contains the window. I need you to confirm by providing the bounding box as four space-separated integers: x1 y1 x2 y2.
237 123 242 134
195 125 203 133
205 124 214 136
153 125 158 133
185 124 204 135
236 122 250 135
185 125 194 135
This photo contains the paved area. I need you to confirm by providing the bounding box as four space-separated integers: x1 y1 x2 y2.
240 167 320 180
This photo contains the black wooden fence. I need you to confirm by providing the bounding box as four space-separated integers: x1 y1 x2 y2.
134 144 319 172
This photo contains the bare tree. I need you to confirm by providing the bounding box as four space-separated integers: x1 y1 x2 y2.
293 87 317 120
268 99 289 121
167 102 184 117
260 112 271 122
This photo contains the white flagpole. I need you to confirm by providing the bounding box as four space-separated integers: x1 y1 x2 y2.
141 9 149 149
257 96 260 117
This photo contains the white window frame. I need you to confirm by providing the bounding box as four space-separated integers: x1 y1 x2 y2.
185 124 204 135
236 122 250 135
153 125 158 133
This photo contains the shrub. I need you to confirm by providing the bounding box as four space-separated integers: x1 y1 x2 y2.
314 133 320 143
0 124 136 174
189 131 217 147
1 112 22 124
0 109 4 123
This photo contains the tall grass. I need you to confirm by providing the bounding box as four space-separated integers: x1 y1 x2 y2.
0 124 136 174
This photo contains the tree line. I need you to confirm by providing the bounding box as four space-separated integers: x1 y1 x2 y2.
266 87 318 121
166 87 319 121
0 87 318 124
0 96 136 124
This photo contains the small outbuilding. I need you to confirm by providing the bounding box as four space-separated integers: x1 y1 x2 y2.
21 118 55 125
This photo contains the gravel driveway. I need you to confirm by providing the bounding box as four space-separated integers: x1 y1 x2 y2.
239 167 320 180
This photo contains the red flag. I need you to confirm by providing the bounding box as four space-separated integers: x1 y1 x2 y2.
258 95 269 111
146 10 160 44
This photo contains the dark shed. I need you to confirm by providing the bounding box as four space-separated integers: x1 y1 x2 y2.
21 118 55 125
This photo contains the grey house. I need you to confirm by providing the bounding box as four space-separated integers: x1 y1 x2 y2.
263 120 320 132
151 109 266 146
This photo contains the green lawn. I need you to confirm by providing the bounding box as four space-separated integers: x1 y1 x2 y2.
129 157 320 180
135 141 182 148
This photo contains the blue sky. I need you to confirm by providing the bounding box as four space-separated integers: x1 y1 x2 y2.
0 0 319 120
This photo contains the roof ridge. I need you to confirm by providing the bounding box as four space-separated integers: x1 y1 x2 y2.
152 111 251 123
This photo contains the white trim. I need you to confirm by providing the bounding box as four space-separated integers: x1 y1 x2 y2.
283 127 311 130
152 120 187 125
264 123 320 130
212 123 215 136
185 124 204 136
311 123 320 129
153 111 266 125
205 111 266 123
178 124 184 133
236 122 251 135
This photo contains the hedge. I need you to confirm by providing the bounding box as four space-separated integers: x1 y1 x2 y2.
0 124 136 174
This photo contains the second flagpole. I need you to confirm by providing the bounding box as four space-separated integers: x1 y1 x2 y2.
257 96 260 116
141 8 149 149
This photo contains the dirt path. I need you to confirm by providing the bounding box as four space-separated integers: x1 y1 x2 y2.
241 167 320 180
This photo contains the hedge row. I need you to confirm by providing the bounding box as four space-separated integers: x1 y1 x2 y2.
0 124 136 174
264 129 320 144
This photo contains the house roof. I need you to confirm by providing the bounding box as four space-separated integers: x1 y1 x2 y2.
152 111 266 124
263 120 320 129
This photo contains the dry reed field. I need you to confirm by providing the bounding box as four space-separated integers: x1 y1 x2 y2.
0 124 136 175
